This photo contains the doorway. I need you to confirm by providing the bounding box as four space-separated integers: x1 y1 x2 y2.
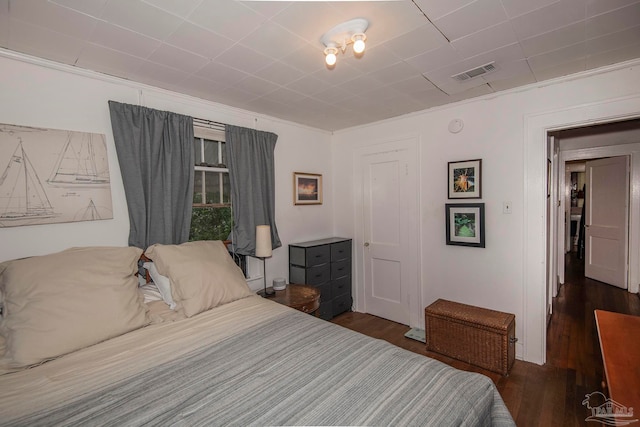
565 164 585 257
551 120 640 300
524 96 640 365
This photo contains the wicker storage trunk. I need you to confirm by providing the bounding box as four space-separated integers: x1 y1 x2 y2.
425 299 516 376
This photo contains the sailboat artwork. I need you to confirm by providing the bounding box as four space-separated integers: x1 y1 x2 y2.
48 132 110 187
0 140 56 222
0 123 113 228
74 199 110 222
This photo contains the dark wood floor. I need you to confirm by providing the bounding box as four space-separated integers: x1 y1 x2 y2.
331 252 640 426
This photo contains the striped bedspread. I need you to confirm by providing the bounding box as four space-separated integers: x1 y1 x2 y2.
0 296 515 426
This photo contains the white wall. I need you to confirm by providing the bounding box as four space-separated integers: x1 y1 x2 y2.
331 61 640 364
0 52 333 290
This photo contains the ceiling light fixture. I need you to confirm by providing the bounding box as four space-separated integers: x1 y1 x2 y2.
320 18 369 68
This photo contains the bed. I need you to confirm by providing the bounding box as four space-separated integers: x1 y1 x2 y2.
0 241 515 426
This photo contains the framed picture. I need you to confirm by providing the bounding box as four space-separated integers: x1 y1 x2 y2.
448 159 481 199
445 203 485 248
293 172 322 205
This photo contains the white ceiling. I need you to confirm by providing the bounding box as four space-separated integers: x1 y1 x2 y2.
1 0 639 131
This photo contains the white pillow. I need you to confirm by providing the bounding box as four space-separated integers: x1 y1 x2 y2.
139 282 163 304
145 241 252 317
143 262 176 309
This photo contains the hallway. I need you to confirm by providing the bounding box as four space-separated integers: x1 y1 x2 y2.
537 252 640 425
332 252 640 426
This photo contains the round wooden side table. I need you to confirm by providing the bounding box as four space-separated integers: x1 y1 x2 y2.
268 284 320 315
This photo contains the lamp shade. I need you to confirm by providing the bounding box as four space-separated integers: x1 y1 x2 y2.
255 225 272 258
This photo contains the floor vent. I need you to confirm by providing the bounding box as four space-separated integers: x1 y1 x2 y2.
451 62 497 82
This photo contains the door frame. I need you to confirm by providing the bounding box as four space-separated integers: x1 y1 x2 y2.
352 136 422 328
547 135 559 321
525 95 640 365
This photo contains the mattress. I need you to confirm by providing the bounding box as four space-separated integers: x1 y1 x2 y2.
0 296 515 426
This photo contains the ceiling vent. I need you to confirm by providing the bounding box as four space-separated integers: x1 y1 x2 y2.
451 62 497 82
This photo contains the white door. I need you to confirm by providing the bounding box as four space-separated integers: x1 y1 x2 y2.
361 140 419 326
585 156 629 288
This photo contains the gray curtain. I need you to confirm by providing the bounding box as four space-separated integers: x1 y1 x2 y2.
225 124 281 256
108 101 194 248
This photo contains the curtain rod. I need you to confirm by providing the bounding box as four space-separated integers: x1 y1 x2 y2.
193 117 226 132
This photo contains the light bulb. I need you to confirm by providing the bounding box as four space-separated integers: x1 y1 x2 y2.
352 33 366 54
325 52 337 66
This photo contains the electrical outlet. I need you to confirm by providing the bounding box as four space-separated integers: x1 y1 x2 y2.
503 201 512 214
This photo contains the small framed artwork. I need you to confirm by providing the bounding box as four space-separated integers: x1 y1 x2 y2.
448 159 481 199
445 203 485 248
293 172 322 205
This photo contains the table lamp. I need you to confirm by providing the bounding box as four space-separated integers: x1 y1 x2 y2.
256 225 275 297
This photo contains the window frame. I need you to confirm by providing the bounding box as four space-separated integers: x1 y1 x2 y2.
193 128 229 208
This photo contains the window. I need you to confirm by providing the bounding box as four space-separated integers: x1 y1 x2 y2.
189 125 249 278
189 128 232 242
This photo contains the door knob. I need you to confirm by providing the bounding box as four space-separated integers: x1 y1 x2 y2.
364 242 370 247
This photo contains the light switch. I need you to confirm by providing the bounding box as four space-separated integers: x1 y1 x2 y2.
503 201 512 214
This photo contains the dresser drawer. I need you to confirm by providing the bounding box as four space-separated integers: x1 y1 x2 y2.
331 259 350 279
318 302 333 320
332 293 352 316
331 240 351 261
306 263 330 285
290 244 330 267
289 265 305 284
315 281 332 302
332 276 350 298
290 264 331 285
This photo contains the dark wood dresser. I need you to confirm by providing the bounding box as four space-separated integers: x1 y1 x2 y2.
289 237 352 320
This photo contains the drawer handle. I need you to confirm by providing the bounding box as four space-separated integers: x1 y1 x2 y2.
315 274 322 278
315 254 322 258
